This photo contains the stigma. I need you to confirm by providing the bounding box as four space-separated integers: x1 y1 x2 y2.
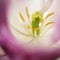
31 11 44 36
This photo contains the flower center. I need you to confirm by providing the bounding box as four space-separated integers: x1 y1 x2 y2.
31 11 43 37
19 8 54 37
9 6 55 46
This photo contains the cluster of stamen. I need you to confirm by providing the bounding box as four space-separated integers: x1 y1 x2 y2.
19 7 54 37
11 6 54 38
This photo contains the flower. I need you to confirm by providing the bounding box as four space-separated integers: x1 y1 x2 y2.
9 0 55 46
0 0 60 60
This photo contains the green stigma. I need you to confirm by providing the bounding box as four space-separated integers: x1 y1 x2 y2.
31 11 44 37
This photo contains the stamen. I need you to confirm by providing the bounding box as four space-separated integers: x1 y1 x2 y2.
45 12 55 19
45 22 54 27
25 7 30 19
10 24 32 37
19 12 31 32
26 25 31 29
19 12 25 22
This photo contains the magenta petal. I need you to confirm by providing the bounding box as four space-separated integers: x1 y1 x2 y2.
0 0 60 60
51 1 60 43
0 56 10 60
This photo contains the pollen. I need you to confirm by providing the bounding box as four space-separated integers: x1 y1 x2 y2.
32 11 44 23
34 28 40 31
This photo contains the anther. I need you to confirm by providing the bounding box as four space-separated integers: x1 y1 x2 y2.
19 12 25 22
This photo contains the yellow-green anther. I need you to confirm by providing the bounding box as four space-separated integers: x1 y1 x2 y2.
31 11 44 36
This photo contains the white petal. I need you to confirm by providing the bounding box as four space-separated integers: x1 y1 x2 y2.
41 0 54 14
